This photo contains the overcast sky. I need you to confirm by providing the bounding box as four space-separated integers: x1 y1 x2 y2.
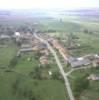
0 0 99 10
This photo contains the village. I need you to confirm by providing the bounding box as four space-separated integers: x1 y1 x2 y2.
1 31 99 80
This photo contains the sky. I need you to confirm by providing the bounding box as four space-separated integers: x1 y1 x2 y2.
0 0 99 10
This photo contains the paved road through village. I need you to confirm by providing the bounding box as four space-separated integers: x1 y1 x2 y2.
34 33 75 100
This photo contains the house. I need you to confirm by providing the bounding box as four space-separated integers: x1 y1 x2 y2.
68 56 91 68
40 56 49 65
92 58 99 67
87 74 99 81
94 54 99 59
21 44 32 48
39 49 49 56
0 34 11 39
68 56 77 63
33 44 47 51
20 48 33 52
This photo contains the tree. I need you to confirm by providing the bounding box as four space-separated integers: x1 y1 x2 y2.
12 77 21 94
73 75 89 97
34 51 42 59
52 71 61 80
8 56 18 68
31 67 42 80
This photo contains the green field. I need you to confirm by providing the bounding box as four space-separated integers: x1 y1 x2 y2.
70 32 99 56
36 18 82 32
15 52 39 75
0 41 18 67
0 71 68 100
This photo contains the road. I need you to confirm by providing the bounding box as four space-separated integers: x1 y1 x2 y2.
34 33 75 100
65 66 92 76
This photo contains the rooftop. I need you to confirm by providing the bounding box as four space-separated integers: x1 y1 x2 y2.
68 56 91 67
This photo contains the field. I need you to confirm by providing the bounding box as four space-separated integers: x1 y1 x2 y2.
0 40 18 67
38 20 82 32
15 52 39 75
0 70 68 100
69 32 99 56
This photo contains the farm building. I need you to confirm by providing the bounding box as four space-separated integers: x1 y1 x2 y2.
0 34 11 39
68 56 91 68
87 74 99 81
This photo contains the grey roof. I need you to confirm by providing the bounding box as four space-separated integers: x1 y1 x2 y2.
70 59 91 67
68 56 77 63
68 56 91 67
0 35 11 39
95 77 99 80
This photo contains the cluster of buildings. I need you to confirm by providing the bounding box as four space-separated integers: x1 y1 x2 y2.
14 32 50 65
38 33 99 82
1 31 99 80
37 33 99 68
51 38 99 68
